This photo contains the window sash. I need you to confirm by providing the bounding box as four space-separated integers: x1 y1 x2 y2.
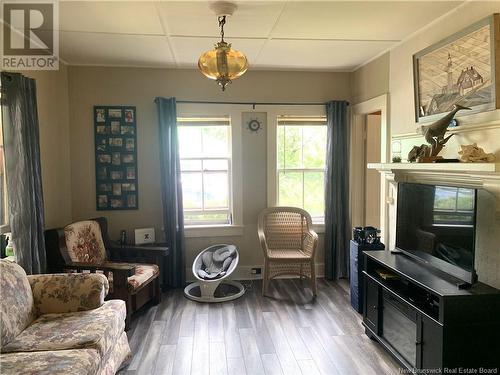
277 169 325 222
181 158 232 225
178 121 231 159
178 116 232 226
276 118 327 223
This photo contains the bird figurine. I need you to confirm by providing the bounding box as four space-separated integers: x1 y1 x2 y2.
419 104 471 157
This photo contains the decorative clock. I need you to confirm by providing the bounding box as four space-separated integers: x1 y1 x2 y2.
247 118 262 133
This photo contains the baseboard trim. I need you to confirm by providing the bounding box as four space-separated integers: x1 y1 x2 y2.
186 263 325 283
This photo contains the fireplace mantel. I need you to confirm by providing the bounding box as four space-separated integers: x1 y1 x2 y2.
367 162 500 214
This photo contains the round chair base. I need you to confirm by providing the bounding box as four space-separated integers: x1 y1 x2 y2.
184 280 245 303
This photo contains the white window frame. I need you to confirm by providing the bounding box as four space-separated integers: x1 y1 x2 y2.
177 104 243 238
266 105 326 233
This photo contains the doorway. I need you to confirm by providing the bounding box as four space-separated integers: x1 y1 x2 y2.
350 94 389 246
364 112 382 228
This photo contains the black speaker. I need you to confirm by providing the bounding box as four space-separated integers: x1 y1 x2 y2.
350 240 385 313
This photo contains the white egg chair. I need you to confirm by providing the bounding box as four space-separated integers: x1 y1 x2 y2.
184 244 245 303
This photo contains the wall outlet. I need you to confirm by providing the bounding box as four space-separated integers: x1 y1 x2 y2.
251 267 261 275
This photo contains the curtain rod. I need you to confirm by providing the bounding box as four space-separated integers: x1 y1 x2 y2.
175 100 349 109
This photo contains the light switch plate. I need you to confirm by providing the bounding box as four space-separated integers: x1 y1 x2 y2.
134 228 155 245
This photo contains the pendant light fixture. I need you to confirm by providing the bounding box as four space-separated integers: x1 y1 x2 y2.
198 2 249 91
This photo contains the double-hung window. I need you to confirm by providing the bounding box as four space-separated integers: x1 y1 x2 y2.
178 116 232 226
277 116 327 223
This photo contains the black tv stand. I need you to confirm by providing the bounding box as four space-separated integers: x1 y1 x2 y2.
362 250 500 372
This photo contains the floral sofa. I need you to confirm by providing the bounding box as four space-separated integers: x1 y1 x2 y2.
0 259 131 375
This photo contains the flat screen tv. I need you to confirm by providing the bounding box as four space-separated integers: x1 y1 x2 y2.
396 182 478 285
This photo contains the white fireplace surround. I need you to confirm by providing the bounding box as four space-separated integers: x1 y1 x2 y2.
368 162 500 214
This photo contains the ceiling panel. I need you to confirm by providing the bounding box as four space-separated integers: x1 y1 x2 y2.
159 1 286 38
272 1 463 40
59 1 164 35
170 36 266 66
56 1 465 71
255 39 395 70
61 32 175 67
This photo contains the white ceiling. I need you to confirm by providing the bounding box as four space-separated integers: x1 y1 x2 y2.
58 1 464 71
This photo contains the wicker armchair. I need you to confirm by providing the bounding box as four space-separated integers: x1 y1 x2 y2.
258 207 318 297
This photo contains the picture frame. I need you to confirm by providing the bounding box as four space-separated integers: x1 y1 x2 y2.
413 14 500 123
125 138 134 151
94 106 138 210
122 154 134 164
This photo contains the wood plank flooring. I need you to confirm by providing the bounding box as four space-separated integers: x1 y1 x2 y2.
119 279 400 375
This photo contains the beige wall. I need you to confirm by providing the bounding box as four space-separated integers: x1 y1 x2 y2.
24 65 72 228
29 1 498 286
67 66 350 276
351 53 390 105
388 2 500 288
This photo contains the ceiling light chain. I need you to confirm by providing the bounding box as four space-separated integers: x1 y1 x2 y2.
218 15 226 42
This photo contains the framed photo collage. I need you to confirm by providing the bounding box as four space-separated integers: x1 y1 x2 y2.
94 106 138 210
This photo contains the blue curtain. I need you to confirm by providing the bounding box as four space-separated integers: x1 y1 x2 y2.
324 101 350 280
1 72 46 274
155 97 185 288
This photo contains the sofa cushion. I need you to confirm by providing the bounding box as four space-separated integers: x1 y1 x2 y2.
1 300 125 357
0 260 35 349
64 220 107 264
104 262 159 293
127 263 159 292
28 273 109 316
0 348 100 375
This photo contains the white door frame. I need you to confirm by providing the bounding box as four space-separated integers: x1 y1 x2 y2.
350 94 390 246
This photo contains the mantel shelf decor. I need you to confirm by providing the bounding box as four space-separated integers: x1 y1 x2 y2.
94 106 138 210
367 162 500 214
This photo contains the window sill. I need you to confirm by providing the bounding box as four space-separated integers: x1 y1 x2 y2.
312 224 325 234
184 225 244 238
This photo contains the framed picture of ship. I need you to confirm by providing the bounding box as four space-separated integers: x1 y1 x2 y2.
413 14 499 123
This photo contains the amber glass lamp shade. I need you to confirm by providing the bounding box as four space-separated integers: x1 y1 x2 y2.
198 41 248 91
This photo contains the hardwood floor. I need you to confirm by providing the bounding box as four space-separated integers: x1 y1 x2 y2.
119 279 400 375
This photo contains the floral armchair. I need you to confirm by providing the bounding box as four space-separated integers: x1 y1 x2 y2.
0 259 130 375
44 217 168 328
